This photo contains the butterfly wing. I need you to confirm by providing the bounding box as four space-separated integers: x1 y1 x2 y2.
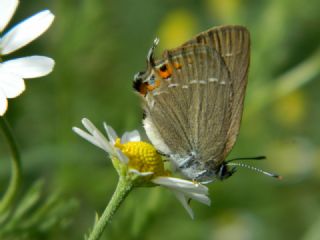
143 44 233 166
182 25 250 158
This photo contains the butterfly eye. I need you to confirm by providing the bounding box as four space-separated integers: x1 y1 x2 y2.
133 71 147 95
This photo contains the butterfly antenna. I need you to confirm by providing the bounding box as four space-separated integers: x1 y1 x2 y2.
227 156 266 162
227 162 282 180
147 37 159 67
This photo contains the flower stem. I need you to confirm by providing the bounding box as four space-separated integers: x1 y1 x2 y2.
88 177 133 240
0 117 22 213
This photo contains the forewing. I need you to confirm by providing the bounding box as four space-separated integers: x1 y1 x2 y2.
183 25 250 157
143 44 233 163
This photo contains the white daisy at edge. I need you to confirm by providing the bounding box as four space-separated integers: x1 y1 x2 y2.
73 118 211 219
0 0 55 115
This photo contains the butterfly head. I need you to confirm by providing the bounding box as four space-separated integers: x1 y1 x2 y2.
133 38 160 96
215 162 236 180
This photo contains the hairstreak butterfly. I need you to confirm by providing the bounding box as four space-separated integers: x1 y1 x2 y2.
133 25 279 182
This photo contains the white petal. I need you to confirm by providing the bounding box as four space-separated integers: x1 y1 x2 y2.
81 118 96 134
0 10 54 55
73 125 115 157
184 192 211 206
152 177 210 218
103 122 118 144
0 0 18 32
115 149 129 164
0 90 8 116
128 169 153 176
1 56 54 78
152 177 208 195
0 70 25 98
72 127 102 149
172 190 194 219
121 130 141 143
129 130 141 142
121 132 130 144
91 129 114 154
78 118 114 154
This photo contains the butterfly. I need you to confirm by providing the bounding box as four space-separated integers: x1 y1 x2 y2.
133 25 277 183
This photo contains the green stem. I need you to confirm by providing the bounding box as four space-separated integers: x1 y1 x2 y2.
0 117 22 213
88 177 133 240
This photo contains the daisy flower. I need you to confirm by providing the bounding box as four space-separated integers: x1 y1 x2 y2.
0 0 55 115
73 118 211 219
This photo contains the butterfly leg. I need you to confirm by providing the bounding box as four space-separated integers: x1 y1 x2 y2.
194 170 215 184
175 152 197 169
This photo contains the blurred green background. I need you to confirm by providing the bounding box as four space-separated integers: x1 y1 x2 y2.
1 0 320 239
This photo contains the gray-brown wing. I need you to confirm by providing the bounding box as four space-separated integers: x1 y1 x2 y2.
143 44 233 163
183 25 250 158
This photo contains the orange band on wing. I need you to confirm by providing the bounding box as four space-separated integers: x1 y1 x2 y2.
158 64 173 79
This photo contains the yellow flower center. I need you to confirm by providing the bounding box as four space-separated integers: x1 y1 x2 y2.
114 138 169 177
